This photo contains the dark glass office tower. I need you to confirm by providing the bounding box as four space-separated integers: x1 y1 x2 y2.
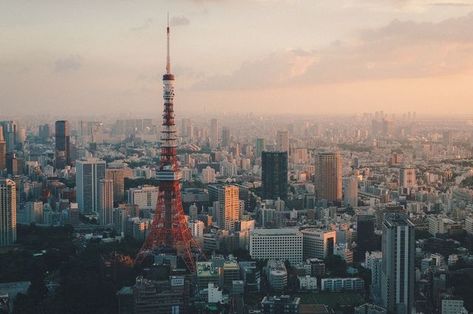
55 120 70 169
381 213 415 314
262 151 288 200
355 214 376 262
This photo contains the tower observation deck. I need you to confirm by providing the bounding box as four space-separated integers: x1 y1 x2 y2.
135 20 202 273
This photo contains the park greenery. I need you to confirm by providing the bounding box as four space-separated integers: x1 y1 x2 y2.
0 225 139 314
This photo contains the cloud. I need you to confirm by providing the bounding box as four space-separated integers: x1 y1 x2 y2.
194 12 473 90
344 0 473 11
431 1 473 6
189 0 226 3
53 55 82 73
130 18 153 32
394 0 473 8
171 15 190 27
194 50 318 90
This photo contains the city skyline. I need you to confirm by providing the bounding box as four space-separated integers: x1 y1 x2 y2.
2 2 473 313
2 1 473 116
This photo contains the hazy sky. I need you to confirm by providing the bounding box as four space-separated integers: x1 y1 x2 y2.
1 0 473 116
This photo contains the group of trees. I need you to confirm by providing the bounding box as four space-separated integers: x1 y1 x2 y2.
0 225 140 314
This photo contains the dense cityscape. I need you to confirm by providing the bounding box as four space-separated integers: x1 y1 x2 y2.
2 2 473 314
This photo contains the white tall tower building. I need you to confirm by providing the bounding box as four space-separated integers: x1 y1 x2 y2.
76 158 106 213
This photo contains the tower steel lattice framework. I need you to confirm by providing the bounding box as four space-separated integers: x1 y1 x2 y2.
134 21 202 273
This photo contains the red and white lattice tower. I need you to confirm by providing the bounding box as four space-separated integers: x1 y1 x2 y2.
134 19 202 272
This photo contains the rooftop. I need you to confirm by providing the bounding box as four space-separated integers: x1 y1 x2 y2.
252 228 302 236
384 213 415 227
196 262 219 277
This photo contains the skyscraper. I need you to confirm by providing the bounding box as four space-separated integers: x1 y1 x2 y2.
105 167 131 203
355 214 376 262
38 124 51 142
255 138 265 158
6 152 21 176
381 213 415 314
98 179 114 225
316 152 342 204
55 120 71 169
76 158 106 213
180 118 193 140
0 128 6 171
262 151 288 200
276 130 289 152
220 185 240 232
0 179 17 247
221 127 231 148
0 121 17 153
343 176 358 208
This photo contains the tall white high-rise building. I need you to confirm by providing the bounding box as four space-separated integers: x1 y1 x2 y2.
76 158 106 213
98 179 114 225
381 213 415 314
0 179 16 246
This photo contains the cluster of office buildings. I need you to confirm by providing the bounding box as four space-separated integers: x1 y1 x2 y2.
2 113 473 313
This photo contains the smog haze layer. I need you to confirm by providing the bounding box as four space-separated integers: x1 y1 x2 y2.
1 0 473 116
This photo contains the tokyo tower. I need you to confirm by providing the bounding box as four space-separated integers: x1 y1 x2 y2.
135 19 202 272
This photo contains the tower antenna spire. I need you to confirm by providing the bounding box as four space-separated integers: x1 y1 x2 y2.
166 13 171 74
135 13 204 273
